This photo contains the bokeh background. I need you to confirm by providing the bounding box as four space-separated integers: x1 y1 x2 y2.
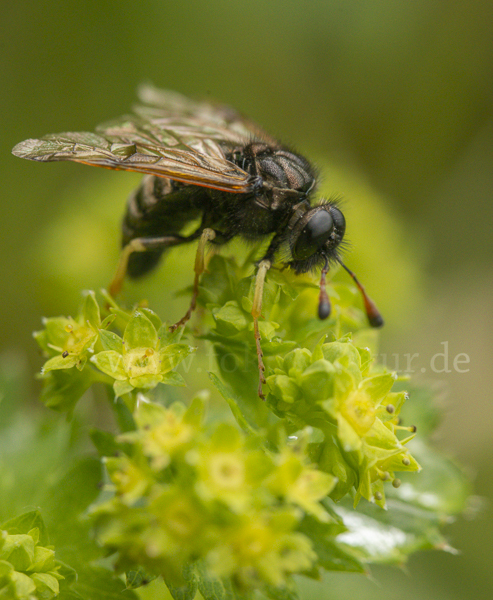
2 1 493 599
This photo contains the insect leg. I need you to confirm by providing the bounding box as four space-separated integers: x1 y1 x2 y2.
109 233 198 297
169 228 217 332
251 259 272 399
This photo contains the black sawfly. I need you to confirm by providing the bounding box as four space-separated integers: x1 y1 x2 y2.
12 84 383 397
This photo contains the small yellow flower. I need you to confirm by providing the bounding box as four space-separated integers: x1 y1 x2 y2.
340 390 376 437
143 413 195 471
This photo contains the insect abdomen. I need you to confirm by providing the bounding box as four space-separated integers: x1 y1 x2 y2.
122 176 204 278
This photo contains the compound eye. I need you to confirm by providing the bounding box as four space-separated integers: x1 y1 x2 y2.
292 209 334 260
330 206 346 237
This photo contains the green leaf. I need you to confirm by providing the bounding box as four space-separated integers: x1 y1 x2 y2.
18 459 102 571
158 343 196 373
91 351 127 380
40 368 93 414
208 372 258 434
157 322 184 344
334 497 450 564
42 354 80 372
256 319 278 339
282 348 312 376
35 317 71 354
322 341 362 384
114 397 137 432
1 510 49 546
0 411 78 521
266 374 301 405
56 560 78 587
41 457 102 546
165 571 198 600
299 360 336 403
126 566 157 589
58 589 85 600
128 374 162 389
161 371 186 387
123 312 158 350
358 372 396 403
8 570 37 596
75 356 88 371
299 516 365 574
81 290 101 329
263 583 300 600
132 399 167 428
99 330 124 353
183 394 207 428
199 254 238 306
100 314 117 330
68 564 139 600
113 379 134 398
318 437 358 502
90 430 120 457
261 339 298 356
390 438 471 515
1 535 34 572
139 308 162 334
212 301 248 335
194 561 251 600
31 572 61 596
268 269 302 301
356 346 372 376
208 339 267 409
109 306 133 331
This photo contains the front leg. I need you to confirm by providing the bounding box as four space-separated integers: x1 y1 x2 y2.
251 259 272 399
249 231 285 398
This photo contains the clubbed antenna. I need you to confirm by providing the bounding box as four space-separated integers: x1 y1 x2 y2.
318 257 331 319
337 258 384 328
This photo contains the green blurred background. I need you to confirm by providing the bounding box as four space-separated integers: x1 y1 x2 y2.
2 1 493 598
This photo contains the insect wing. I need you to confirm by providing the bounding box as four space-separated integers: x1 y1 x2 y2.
12 129 255 193
96 113 236 162
135 84 279 145
11 83 277 193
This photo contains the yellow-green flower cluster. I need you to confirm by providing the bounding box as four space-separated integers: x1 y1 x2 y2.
266 337 420 507
91 397 336 590
0 527 63 600
90 311 195 397
34 290 107 373
33 292 196 407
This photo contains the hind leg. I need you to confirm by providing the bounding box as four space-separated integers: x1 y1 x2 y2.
169 228 216 331
109 231 201 297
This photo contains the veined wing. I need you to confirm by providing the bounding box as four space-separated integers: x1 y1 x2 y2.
12 85 279 192
134 83 279 146
12 129 257 193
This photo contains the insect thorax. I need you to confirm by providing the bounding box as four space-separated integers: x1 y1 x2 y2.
239 142 316 196
207 142 316 240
